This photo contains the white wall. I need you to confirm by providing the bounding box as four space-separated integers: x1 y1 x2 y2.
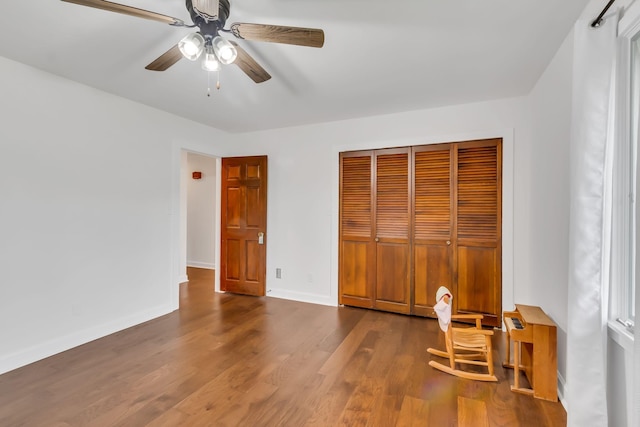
228 99 527 310
607 334 634 427
0 56 228 374
527 30 574 396
186 153 217 270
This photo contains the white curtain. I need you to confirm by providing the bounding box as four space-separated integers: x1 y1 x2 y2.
566 11 619 427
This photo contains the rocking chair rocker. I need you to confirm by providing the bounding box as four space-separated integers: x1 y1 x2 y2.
427 286 497 382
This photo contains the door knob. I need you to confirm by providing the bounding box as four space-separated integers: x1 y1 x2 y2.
446 240 451 245
258 232 264 245
375 237 379 242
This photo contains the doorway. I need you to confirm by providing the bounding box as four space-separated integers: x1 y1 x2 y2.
186 152 218 275
177 149 222 298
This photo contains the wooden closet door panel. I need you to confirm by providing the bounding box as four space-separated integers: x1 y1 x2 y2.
412 145 454 316
374 148 411 314
457 245 498 313
455 139 502 327
414 244 452 315
375 243 410 312
341 240 374 306
342 155 373 237
375 150 410 239
339 152 375 308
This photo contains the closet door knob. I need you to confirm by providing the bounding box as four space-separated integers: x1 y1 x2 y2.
446 240 451 245
375 237 379 242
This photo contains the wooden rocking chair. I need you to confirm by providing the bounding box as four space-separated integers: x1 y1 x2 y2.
427 287 497 382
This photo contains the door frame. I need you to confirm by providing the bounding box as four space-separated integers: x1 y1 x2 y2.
331 129 515 324
170 141 225 311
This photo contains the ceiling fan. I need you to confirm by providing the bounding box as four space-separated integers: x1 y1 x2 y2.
61 0 325 84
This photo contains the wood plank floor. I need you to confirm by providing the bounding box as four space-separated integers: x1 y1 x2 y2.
0 268 566 426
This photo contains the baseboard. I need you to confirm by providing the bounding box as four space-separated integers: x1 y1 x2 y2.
0 303 175 375
187 261 215 270
558 371 567 411
266 288 337 307
178 274 189 284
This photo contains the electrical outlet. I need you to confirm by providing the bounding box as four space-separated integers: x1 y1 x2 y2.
276 268 282 279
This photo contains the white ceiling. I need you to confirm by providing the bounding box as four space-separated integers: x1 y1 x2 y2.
0 0 590 133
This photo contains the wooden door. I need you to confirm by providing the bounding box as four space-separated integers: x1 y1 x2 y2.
412 144 454 317
220 156 268 296
339 151 375 308
373 148 411 314
455 139 502 327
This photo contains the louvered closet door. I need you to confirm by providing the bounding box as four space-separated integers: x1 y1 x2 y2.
339 151 375 308
374 148 411 314
412 144 454 317
339 139 502 323
455 139 502 327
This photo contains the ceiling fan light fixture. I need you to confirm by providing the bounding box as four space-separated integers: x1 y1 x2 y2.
212 35 237 65
202 47 221 71
178 33 206 61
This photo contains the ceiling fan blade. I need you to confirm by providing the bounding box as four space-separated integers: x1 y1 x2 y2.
145 45 183 71
229 41 271 83
230 23 324 48
192 0 219 21
61 0 185 26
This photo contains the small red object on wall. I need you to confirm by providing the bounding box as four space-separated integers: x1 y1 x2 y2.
192 171 202 180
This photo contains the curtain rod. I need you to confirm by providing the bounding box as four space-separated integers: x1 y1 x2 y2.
591 0 617 27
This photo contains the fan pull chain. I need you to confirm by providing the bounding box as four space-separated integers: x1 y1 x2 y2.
206 71 222 97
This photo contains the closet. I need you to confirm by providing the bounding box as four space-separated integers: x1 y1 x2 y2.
339 138 502 327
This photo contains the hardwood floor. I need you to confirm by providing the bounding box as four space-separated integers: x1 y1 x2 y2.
0 268 566 426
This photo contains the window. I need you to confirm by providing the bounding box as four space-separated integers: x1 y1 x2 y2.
630 34 639 326
612 10 640 334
